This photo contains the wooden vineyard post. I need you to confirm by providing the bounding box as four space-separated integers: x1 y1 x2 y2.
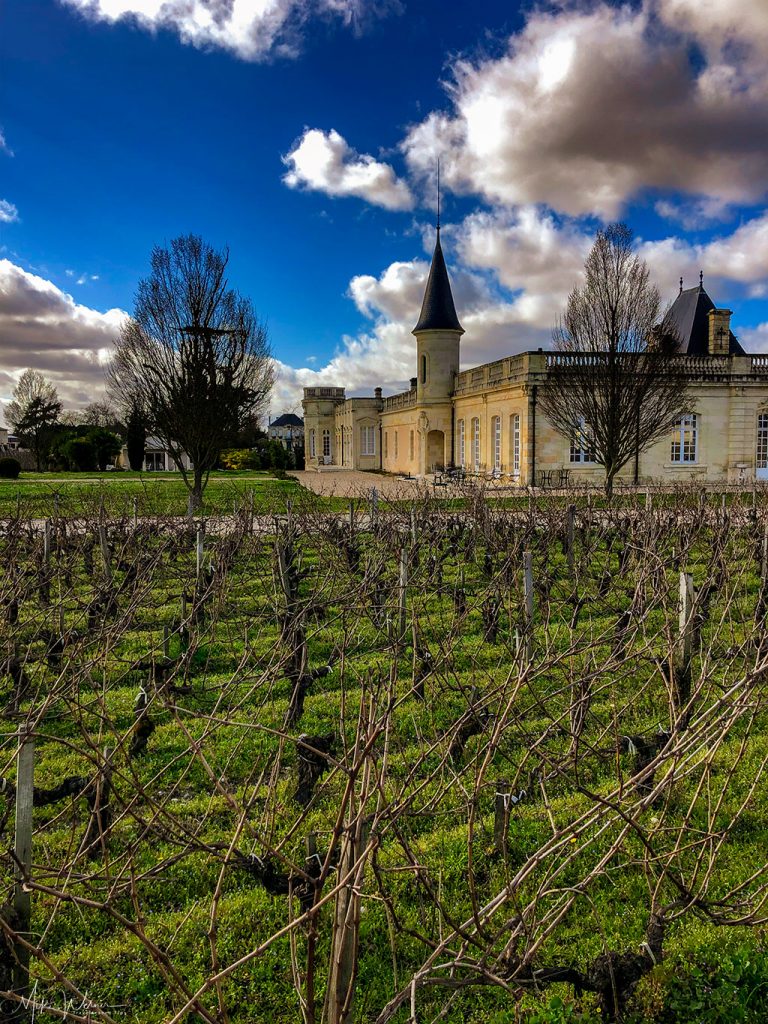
523 550 534 662
761 523 768 584
162 625 170 660
494 781 510 857
674 571 695 723
39 520 51 607
13 725 34 1006
133 496 139 528
43 519 51 565
196 526 204 579
369 487 378 530
98 525 112 586
566 504 575 572
398 547 409 640
327 820 368 1024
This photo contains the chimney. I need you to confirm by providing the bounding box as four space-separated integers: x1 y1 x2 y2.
410 377 417 390
708 308 732 355
374 387 382 400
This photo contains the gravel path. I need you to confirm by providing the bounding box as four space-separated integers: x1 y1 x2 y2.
292 470 429 499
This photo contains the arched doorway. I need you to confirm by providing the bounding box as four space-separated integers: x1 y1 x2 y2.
427 429 445 472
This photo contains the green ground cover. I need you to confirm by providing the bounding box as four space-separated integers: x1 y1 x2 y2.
0 470 300 518
1 491 767 1022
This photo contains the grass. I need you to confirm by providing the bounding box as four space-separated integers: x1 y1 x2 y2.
0 469 300 518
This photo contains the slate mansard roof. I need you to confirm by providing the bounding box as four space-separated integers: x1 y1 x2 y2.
413 230 464 335
668 284 745 357
270 413 304 428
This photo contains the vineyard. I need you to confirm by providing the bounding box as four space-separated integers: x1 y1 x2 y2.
1 482 768 1023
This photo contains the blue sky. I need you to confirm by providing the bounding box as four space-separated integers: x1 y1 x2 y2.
2 0 768 420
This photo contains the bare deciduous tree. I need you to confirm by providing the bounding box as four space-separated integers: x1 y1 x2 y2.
540 223 688 496
107 234 274 510
5 369 62 471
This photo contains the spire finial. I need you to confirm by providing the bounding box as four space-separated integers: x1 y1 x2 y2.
699 269 704 290
679 276 683 295
436 157 441 233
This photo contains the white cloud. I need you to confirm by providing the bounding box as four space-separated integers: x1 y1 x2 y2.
58 0 385 62
641 212 768 298
657 0 768 59
455 207 592 326
740 323 768 352
402 1 768 219
0 259 127 419
0 200 19 224
0 129 12 157
283 129 414 210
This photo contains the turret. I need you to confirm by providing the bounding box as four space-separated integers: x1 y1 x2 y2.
412 229 463 404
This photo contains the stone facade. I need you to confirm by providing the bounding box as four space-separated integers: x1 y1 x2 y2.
302 234 768 485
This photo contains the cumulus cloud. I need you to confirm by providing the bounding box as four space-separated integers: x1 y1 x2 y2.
0 259 127 419
283 129 414 210
658 0 768 58
58 0 386 62
640 212 768 298
0 200 19 224
402 1 768 219
740 323 768 352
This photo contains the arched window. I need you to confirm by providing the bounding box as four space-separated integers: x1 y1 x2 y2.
671 414 697 463
322 429 331 459
492 415 501 470
471 417 480 472
458 419 465 467
420 353 428 384
511 414 520 475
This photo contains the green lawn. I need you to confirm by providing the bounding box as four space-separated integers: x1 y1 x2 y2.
0 470 300 518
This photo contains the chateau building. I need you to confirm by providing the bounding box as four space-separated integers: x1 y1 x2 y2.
303 231 768 485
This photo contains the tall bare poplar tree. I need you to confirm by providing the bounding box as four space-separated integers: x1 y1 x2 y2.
540 223 687 496
107 235 274 511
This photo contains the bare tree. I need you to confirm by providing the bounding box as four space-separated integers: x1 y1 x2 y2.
540 223 687 496
107 234 274 511
5 369 62 470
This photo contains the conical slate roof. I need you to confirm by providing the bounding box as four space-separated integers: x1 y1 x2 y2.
668 284 744 356
413 230 464 334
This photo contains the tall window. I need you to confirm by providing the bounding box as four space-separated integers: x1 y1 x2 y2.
309 429 316 458
570 417 595 463
471 417 480 471
420 354 427 384
384 432 388 459
322 429 331 459
671 414 698 463
360 425 376 456
511 414 520 475
458 419 465 467
492 415 501 470
758 413 768 469
409 430 415 461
